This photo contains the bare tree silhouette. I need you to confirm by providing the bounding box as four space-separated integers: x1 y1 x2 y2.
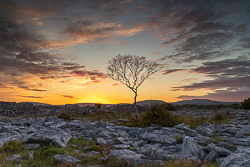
107 54 161 118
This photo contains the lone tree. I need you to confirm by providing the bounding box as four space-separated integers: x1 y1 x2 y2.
107 54 161 118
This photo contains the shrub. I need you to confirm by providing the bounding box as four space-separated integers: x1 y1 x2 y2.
165 103 176 111
98 141 125 167
175 135 183 144
41 147 65 157
95 103 102 109
241 97 250 109
57 112 71 121
212 135 226 143
128 103 181 127
213 112 227 121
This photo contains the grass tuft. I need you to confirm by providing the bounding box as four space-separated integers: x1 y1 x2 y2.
0 140 23 153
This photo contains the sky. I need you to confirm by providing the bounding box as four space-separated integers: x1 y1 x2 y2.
0 0 250 105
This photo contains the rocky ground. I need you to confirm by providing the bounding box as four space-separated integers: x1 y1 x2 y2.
0 102 250 166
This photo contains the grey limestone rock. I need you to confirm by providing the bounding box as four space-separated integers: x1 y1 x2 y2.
207 143 232 156
114 144 130 149
117 130 129 138
29 151 34 159
96 137 107 145
204 150 218 162
86 151 100 156
52 137 66 148
182 136 206 160
219 153 250 167
110 149 144 161
182 126 198 137
22 143 40 149
195 124 215 137
195 134 215 145
157 135 177 145
6 154 22 161
151 150 175 161
141 132 158 142
235 130 245 138
231 138 250 146
54 154 80 164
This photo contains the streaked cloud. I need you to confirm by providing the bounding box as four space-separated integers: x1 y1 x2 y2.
112 83 121 86
59 95 79 99
17 95 43 98
162 69 186 75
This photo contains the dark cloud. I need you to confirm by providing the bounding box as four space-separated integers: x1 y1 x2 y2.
65 19 118 42
171 56 250 92
192 57 250 77
0 17 62 76
59 95 79 99
172 76 250 91
0 0 79 24
149 1 250 101
177 90 250 102
162 69 185 75
239 37 250 48
142 0 250 64
0 17 106 91
86 0 128 12
17 95 43 98
40 75 71 80
18 86 47 92
181 32 234 52
190 22 231 33
72 70 106 80
234 24 248 33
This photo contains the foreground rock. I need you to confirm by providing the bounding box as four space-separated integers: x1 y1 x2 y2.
182 136 206 160
0 106 250 166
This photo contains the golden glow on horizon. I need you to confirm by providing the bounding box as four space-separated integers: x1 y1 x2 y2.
81 96 112 104
0 71 216 105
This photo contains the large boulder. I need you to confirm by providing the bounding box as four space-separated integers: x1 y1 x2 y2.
207 143 232 157
27 129 71 147
219 153 250 167
182 136 206 160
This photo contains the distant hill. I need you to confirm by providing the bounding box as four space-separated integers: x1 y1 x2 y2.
17 99 240 107
136 100 167 106
173 99 240 105
75 103 114 107
20 102 52 106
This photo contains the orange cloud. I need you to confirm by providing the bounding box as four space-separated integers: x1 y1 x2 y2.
112 83 121 86
65 21 149 44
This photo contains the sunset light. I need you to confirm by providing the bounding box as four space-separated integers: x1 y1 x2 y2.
0 0 250 105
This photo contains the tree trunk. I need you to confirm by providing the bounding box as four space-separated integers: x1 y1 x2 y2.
134 91 138 118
